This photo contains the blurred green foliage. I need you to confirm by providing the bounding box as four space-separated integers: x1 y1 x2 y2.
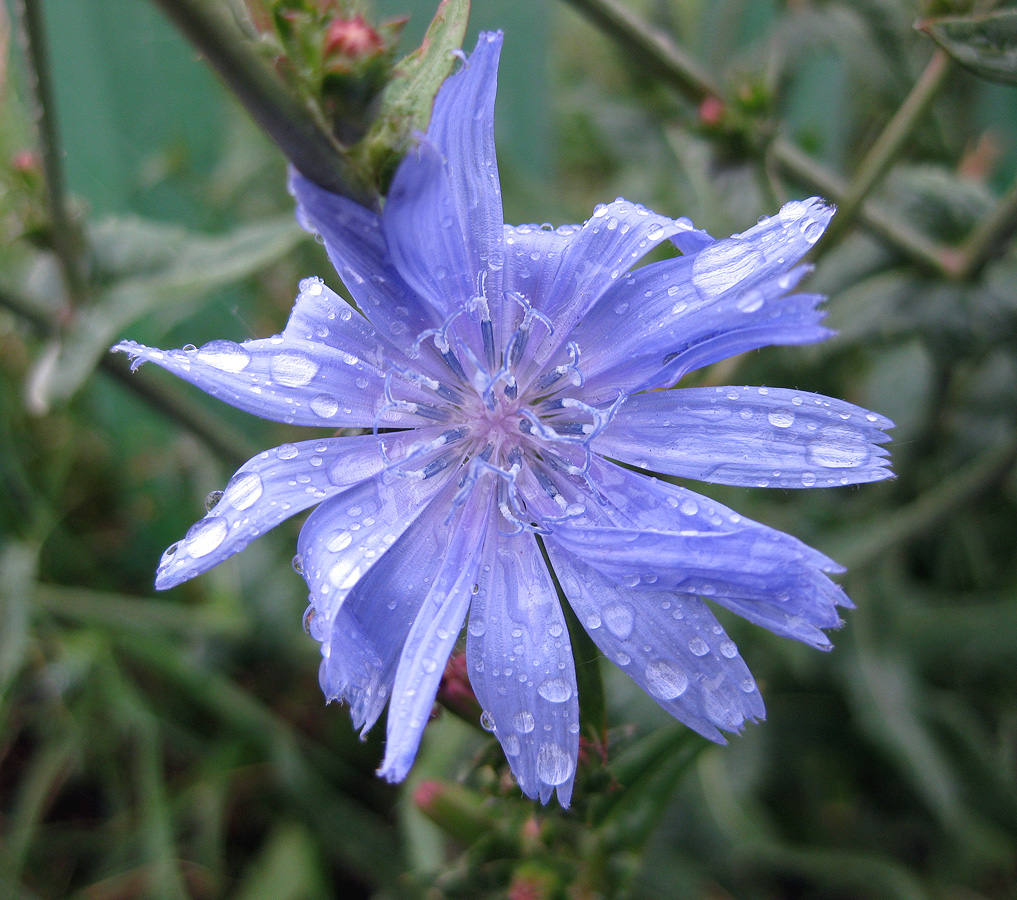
2 0 1017 898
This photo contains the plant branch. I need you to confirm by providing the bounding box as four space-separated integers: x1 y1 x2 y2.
15 0 89 306
560 0 720 103
559 0 957 277
951 178 1017 280
149 0 376 207
813 50 952 256
0 288 256 468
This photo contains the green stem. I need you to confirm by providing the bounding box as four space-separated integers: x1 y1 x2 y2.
559 0 955 276
15 0 89 306
813 50 952 256
953 178 1017 279
771 139 949 275
0 288 257 468
560 0 720 103
150 0 376 207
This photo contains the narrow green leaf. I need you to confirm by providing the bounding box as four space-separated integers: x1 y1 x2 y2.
26 214 303 410
232 821 326 900
0 543 37 696
918 10 1017 85
357 0 471 184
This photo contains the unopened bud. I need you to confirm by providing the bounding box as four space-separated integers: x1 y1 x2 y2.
698 95 725 129
323 14 384 61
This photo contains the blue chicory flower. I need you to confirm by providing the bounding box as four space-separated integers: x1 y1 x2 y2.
115 32 892 807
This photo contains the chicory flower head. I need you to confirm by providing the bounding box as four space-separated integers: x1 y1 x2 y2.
115 32 892 807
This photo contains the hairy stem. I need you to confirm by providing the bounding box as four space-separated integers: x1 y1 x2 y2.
813 50 952 256
150 0 376 207
15 0 89 306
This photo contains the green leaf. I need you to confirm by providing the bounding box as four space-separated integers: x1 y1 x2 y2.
26 214 303 410
918 10 1017 86
0 543 38 697
357 0 471 186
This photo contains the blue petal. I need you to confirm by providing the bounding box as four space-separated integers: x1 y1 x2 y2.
524 201 704 376
309 476 461 733
596 386 894 488
155 429 450 590
546 542 765 741
575 198 836 397
546 458 849 648
113 327 438 429
383 138 474 317
466 530 579 807
427 32 507 311
289 170 442 348
378 484 495 782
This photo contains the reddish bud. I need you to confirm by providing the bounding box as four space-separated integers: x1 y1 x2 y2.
323 14 384 60
412 779 445 814
698 95 725 128
12 151 40 174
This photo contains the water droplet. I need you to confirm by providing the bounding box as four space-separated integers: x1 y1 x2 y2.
310 394 339 418
688 637 709 656
197 340 251 372
603 603 635 639
327 531 353 552
302 604 315 634
680 498 699 516
184 516 227 558
271 351 319 386
801 471 817 487
645 659 688 699
805 426 870 468
584 613 601 630
502 734 521 756
291 554 304 574
422 657 437 673
224 472 263 510
537 677 572 703
768 409 795 428
691 238 765 298
205 490 224 511
536 743 574 786
736 289 764 313
480 710 496 732
719 640 738 658
513 711 535 733
277 444 299 460
469 617 486 637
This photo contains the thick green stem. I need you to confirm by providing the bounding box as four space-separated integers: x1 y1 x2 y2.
813 50 952 255
150 0 376 207
560 0 720 103
559 0 957 276
952 178 1017 279
15 0 89 306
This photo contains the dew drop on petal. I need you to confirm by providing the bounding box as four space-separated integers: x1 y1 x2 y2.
719 640 738 658
513 711 535 733
205 490 224 512
310 394 340 418
502 734 521 756
603 603 635 639
691 238 765 298
327 531 353 552
537 677 572 703
480 710 496 732
277 444 299 460
736 289 764 313
688 637 710 656
196 340 252 372
271 351 319 386
536 743 574 786
767 409 795 428
805 426 870 468
184 516 228 558
801 471 817 487
680 498 699 516
224 472 263 510
645 658 689 699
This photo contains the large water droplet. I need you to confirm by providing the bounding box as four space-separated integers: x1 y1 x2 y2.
645 658 689 699
224 471 263 510
603 603 635 639
327 531 353 552
805 426 870 468
767 409 795 428
688 636 710 656
271 351 319 386
537 677 572 703
513 710 535 733
205 490 224 512
310 394 339 418
184 516 227 558
536 743 574 786
277 444 299 460
691 238 765 298
197 340 251 372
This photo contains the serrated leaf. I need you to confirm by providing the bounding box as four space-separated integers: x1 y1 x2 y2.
918 10 1017 86
27 214 303 411
357 0 470 184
